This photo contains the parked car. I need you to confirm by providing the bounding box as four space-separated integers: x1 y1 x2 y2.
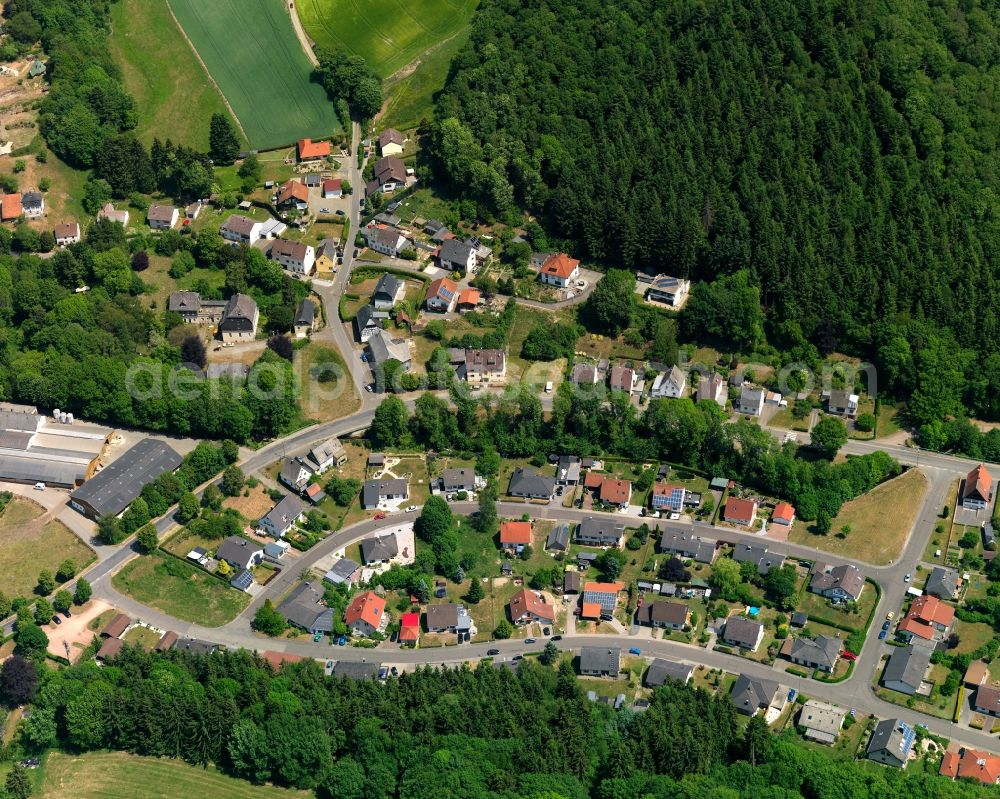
405 505 418 513
881 620 890 631
487 648 500 656
550 634 561 641
904 573 911 583
52 616 61 625
313 632 322 642
525 637 536 644
337 636 347 646
336 209 346 216
512 655 523 661
878 630 887 640
628 647 641 655
787 688 797 702
373 512 386 520
886 611 894 620
542 627 551 635
33 482 45 490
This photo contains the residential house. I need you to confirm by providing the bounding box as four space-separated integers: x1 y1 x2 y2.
97 203 129 226
809 563 865 603
378 128 404 156
218 534 261 573
315 238 338 274
771 501 795 526
276 179 309 209
456 288 480 311
439 238 477 275
507 466 555 500
463 349 506 384
368 156 407 194
367 329 412 371
440 468 476 493
651 483 686 513
271 239 315 275
219 293 259 342
538 252 581 287
575 517 625 547
297 138 330 161
258 494 307 538
323 557 360 586
737 385 765 416
827 390 859 417
581 582 623 618
293 299 316 339
322 179 342 199
579 646 620 677
508 589 555 625
186 203 202 220
54 222 80 246
0 194 20 220
659 529 717 563
963 464 993 511
640 601 690 630
697 372 727 407
609 365 637 394
345 590 387 637
965 660 990 689
500 520 532 554
644 658 693 687
940 747 1000 786
598 478 632 508
724 497 758 526
399 611 420 646
555 456 581 486
975 684 1000 716
645 274 690 306
882 643 933 694
897 595 955 642
984 522 996 549
354 304 388 343
331 661 380 680
924 566 960 600
425 603 473 635
732 542 783 575
168 291 212 324
723 616 765 651
21 191 43 218
372 272 404 310
277 581 334 634
563 570 583 594
220 214 263 246
278 457 312 493
788 635 842 672
650 366 686 399
570 363 600 386
147 204 178 230
729 673 784 717
867 719 916 768
798 701 846 744
360 532 399 565
425 277 458 312
361 478 409 509
97 637 125 662
545 524 570 551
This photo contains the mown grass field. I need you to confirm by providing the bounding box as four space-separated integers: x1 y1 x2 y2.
37 751 310 799
297 0 477 79
168 0 341 149
381 27 470 129
109 0 240 148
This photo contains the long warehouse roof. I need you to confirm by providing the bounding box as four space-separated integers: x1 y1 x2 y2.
70 439 182 517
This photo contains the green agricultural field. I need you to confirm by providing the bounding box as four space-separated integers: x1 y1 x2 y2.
382 27 470 129
109 0 240 149
297 0 477 79
168 0 341 149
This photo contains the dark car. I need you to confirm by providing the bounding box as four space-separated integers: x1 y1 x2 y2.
881 620 890 631
486 648 500 656
52 615 62 625
525 637 536 644
512 655 523 661
550 634 562 641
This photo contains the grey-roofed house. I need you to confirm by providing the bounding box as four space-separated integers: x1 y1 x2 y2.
659 529 717 563
722 616 765 652
332 661 380 680
546 524 570 551
555 455 581 485
924 566 959 600
308 438 347 473
354 304 389 343
729 673 783 716
575 517 625 547
508 466 555 500
867 718 915 768
788 635 842 672
640 601 690 630
799 700 846 744
277 581 334 634
366 329 412 370
372 273 404 310
425 603 473 634
440 468 476 492
216 536 264 571
174 639 217 656
361 478 408 509
439 238 477 275
732 542 783 575
360 532 399 565
984 522 996 549
69 439 182 520
324 557 360 586
258 494 307 538
579 646 620 677
644 658 693 687
279 457 312 493
882 643 933 695
738 384 765 416
809 563 865 603
563 570 582 594
293 299 316 339
219 293 259 342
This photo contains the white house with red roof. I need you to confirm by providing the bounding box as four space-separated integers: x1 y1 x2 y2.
538 252 580 287
345 590 387 637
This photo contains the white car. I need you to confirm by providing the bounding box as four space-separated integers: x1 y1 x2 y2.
404 505 418 513
33 482 45 490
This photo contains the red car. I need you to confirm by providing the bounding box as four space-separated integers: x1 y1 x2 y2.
373 512 386 520
842 651 857 661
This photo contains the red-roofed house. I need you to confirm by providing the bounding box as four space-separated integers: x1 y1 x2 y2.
1 193 21 220
345 590 387 637
599 479 632 508
963 464 993 511
724 497 758 526
941 748 1000 785
508 589 555 625
457 288 481 311
772 502 796 526
583 471 605 490
297 138 331 161
277 179 309 208
322 179 342 199
500 521 532 554
399 611 420 646
581 602 602 620
539 252 580 288
898 594 954 642
425 277 458 313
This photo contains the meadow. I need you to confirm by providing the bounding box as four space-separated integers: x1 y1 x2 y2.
168 0 341 149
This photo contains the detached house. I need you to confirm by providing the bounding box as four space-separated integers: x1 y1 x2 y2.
54 221 80 246
98 203 129 227
425 603 473 635
575 517 625 547
924 566 960 600
809 563 865 603
883 643 933 695
598 478 631 508
556 456 581 486
570 363 600 386
827 390 859 417
940 747 1000 786
258 494 306 538
440 468 476 493
276 179 309 210
297 138 330 162
507 466 554 500
697 372 727 407
368 156 407 194
308 438 347 473
439 238 477 275
293 299 316 339
659 529 717 563
771 501 795 526
271 239 315 275
645 274 689 306
729 673 785 717
963 464 993 511
425 277 458 312
378 128 404 156
500 520 532 554
354 304 388 343
652 483 686 513
372 272 404 309
581 582 623 618
220 214 263 246
650 366 686 399
277 582 334 635
640 601 689 630
538 252 580 288
732 542 782 575
216 536 264 571
722 616 765 652
219 293 259 342
147 204 178 230
737 384 765 416
360 532 399 565
21 191 43 218
345 590 387 637
867 719 915 768
364 224 409 257
579 646 620 678
609 365 637 394
897 595 954 642
463 349 506 384
361 478 408 509
974 684 1000 716
724 497 758 526
279 457 312 493
787 635 842 672
508 589 554 625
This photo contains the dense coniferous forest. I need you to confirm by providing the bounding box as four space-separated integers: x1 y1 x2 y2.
5 647 999 799
430 0 1000 371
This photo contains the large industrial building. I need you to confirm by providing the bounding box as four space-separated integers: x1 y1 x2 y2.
0 403 113 488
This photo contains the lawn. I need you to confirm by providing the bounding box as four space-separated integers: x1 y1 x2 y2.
112 553 250 627
788 468 928 565
110 0 241 149
297 0 477 79
382 28 471 130
953 619 995 655
37 751 310 799
297 342 361 422
122 626 164 651
796 585 876 633
0 499 95 599
169 0 341 149
769 406 812 432
875 660 957 720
